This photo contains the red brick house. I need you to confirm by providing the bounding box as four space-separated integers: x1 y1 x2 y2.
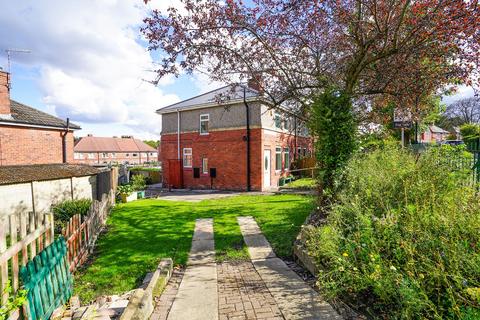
158 84 312 191
73 135 158 165
0 70 80 166
421 125 450 143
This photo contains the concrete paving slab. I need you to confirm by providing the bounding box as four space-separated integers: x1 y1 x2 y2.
167 218 218 320
238 216 342 320
237 216 276 260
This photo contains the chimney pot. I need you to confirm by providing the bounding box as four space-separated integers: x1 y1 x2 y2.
247 74 263 93
0 70 11 117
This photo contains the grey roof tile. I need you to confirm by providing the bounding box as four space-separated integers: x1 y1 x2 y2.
0 100 81 130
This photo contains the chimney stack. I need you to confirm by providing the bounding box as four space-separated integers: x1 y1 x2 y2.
247 74 263 93
0 69 11 118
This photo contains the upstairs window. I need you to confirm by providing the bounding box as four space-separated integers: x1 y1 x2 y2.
102 153 108 158
200 114 209 134
88 153 95 159
275 147 282 171
274 112 282 129
111 153 116 158
183 148 193 168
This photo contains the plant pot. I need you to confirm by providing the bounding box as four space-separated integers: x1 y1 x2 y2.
121 192 138 203
279 178 285 186
137 190 145 199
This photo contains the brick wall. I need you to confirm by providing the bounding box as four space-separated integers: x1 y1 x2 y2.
161 128 263 191
0 125 74 165
261 129 313 188
161 127 313 191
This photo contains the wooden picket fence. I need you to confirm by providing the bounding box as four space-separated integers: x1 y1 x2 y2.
62 191 113 272
20 237 72 320
0 212 54 319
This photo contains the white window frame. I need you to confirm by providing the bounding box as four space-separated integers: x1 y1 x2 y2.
283 148 290 170
183 148 193 168
274 112 282 129
202 158 208 174
200 114 209 135
275 147 282 171
88 153 95 159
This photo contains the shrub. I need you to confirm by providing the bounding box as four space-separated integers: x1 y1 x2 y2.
117 184 134 195
310 87 357 195
460 123 480 143
52 198 92 234
131 174 146 191
307 145 480 319
0 282 27 320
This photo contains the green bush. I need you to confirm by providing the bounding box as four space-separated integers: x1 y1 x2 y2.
117 184 134 196
307 145 480 319
310 87 357 195
0 282 27 320
131 174 146 191
460 123 480 143
52 198 92 234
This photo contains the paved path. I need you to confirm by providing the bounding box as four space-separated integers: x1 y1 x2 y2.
238 216 341 320
153 217 341 320
166 219 218 320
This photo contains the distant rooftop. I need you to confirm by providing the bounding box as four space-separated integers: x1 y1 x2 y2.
74 135 157 153
0 100 81 130
0 163 104 185
156 84 261 114
429 125 449 134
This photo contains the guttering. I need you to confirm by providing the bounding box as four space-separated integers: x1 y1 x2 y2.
243 88 251 191
0 120 78 131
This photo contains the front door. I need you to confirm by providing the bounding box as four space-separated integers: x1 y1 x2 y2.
263 149 271 189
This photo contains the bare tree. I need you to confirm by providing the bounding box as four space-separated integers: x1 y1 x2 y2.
445 97 480 124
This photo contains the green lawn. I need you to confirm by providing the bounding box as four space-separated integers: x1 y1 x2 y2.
74 194 313 302
283 177 316 189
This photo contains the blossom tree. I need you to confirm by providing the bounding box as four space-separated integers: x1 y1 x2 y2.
142 0 479 194
143 0 479 112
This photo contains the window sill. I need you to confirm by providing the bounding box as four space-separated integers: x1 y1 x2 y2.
199 133 210 136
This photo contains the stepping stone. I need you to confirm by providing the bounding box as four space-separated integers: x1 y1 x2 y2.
167 218 218 320
238 216 342 320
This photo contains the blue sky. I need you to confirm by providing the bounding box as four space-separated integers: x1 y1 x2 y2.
0 0 222 140
0 1 474 140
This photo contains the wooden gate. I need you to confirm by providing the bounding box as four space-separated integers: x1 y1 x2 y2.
168 159 183 188
20 237 72 320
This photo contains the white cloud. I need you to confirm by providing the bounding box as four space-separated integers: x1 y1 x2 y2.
442 86 476 105
0 0 183 139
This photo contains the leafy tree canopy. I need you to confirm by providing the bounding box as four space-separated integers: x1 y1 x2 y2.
143 0 480 120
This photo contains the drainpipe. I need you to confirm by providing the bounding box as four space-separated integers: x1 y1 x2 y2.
243 88 251 191
177 109 180 159
62 118 70 163
294 117 297 160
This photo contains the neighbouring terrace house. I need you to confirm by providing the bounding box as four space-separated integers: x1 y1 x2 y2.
158 83 313 191
421 125 450 143
73 135 158 165
0 69 80 165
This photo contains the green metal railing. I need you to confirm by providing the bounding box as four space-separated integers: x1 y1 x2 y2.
20 237 72 320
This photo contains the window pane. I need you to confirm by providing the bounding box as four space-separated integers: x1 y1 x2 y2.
183 148 192 167
275 147 282 170
284 148 290 169
202 158 208 174
200 114 209 134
